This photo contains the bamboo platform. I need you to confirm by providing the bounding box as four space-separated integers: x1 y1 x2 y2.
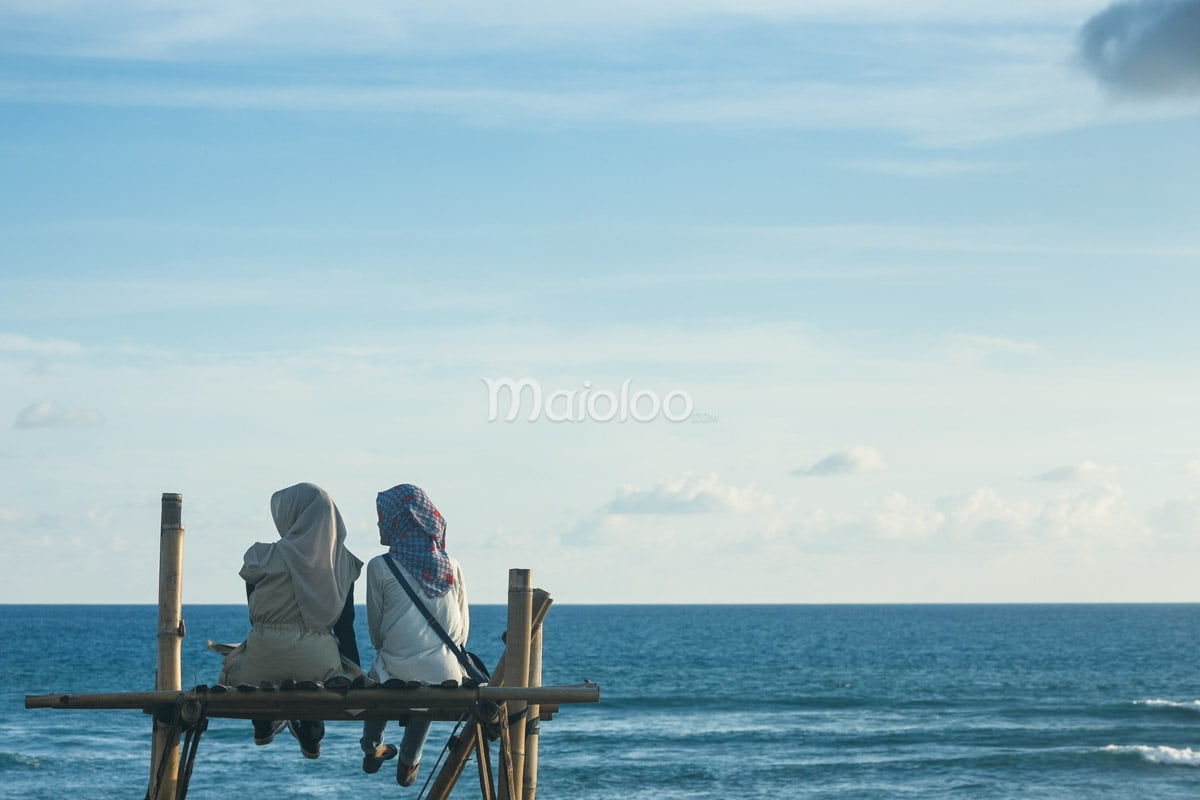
23 493 599 800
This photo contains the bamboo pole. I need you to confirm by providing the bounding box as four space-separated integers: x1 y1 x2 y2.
425 588 553 800
149 493 184 800
523 615 544 800
501 569 533 800
25 684 598 714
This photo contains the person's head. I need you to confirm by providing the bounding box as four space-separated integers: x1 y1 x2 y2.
376 483 445 552
270 482 336 540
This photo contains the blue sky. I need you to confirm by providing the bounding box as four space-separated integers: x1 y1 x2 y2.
2 1 1198 604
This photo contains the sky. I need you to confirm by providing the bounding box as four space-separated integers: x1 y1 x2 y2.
1 0 1199 605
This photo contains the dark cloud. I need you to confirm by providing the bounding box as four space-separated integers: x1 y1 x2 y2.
1079 0 1200 96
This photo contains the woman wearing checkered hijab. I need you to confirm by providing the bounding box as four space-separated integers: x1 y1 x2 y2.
360 484 471 785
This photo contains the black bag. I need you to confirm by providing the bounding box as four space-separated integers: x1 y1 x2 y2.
381 555 490 685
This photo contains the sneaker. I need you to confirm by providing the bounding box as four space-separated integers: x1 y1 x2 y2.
397 758 420 787
287 719 322 759
252 720 286 746
362 743 398 774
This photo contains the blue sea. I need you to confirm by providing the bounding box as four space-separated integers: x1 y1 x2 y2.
3 604 1200 798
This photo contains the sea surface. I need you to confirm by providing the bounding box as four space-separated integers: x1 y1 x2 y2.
3 604 1199 798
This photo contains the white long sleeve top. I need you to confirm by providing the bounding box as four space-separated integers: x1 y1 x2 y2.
365 553 470 684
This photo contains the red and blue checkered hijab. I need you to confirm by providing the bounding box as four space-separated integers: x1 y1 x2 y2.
377 484 454 598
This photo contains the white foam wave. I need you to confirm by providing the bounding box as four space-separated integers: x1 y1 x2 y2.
1104 745 1200 766
1134 699 1200 713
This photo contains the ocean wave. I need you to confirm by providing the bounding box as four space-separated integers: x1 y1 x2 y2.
1104 745 1200 766
0 751 43 770
1134 699 1200 713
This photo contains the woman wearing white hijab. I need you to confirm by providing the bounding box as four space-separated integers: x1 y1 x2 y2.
219 482 363 759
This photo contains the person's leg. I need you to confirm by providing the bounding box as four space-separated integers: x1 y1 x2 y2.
395 719 432 786
288 719 324 759
252 719 285 745
361 718 398 774
361 718 389 753
398 719 432 765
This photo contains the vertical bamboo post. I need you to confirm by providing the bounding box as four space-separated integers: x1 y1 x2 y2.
523 592 546 800
426 589 553 800
149 493 184 799
501 568 532 800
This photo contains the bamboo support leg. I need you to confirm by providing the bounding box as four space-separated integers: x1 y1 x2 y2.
523 619 543 800
501 569 532 800
497 702 517 800
425 588 552 800
148 493 185 800
475 720 497 800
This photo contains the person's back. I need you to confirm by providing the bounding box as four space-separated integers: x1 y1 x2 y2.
366 553 468 685
218 482 363 758
231 545 347 684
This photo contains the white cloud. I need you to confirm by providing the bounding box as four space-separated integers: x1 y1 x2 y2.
864 492 946 541
1033 460 1112 482
946 333 1042 365
1033 482 1137 541
844 159 1005 178
1149 491 1200 538
13 401 105 429
784 481 1146 552
3 2 1185 147
938 487 1028 542
794 446 885 477
608 474 771 514
0 1 1107 60
0 333 84 357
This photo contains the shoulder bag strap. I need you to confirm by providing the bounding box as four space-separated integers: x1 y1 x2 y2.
381 554 470 664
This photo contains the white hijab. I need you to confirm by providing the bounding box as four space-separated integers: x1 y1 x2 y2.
241 482 363 632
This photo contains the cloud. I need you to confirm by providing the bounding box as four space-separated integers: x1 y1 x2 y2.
14 401 105 429
558 475 776 547
794 446 885 477
0 333 84 357
844 159 1004 178
1033 460 1112 481
863 492 945 541
786 482 1145 551
1150 492 1200 536
0 2 1104 61
1078 0 1200 97
946 333 1042 365
607 474 771 514
1034 482 1135 540
0 4 1145 147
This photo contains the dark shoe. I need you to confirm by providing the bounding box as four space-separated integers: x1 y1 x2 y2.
252 719 286 746
397 758 420 787
287 720 322 759
362 744 398 774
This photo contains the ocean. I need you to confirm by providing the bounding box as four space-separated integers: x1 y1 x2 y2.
3 604 1199 798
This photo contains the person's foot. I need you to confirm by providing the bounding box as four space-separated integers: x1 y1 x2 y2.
287 720 322 759
397 758 420 787
252 720 286 746
362 743 398 774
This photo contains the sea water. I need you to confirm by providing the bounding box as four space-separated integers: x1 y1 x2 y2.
2 604 1199 799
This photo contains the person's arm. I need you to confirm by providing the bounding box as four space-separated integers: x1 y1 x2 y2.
366 560 384 652
332 584 361 667
455 563 470 646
